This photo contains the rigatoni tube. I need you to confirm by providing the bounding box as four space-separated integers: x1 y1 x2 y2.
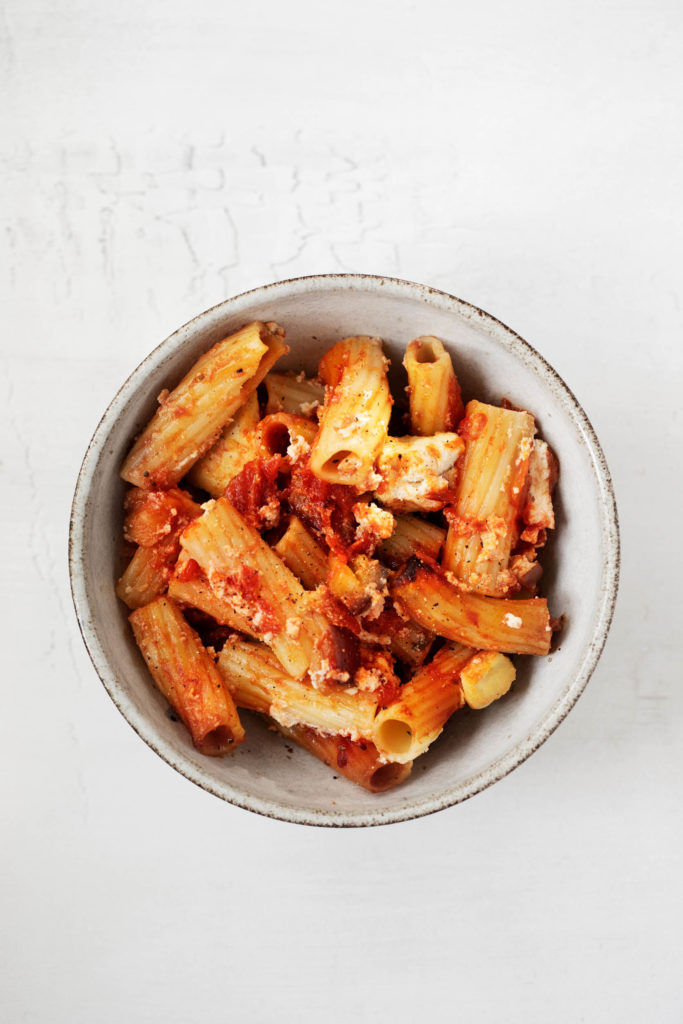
121 321 287 489
116 487 201 610
264 371 325 417
129 596 244 755
186 392 261 497
378 514 446 569
217 637 377 741
180 496 317 679
168 552 260 639
459 651 516 709
310 336 392 488
403 335 464 435
273 516 329 590
442 400 535 596
276 723 413 793
392 557 553 656
372 642 471 763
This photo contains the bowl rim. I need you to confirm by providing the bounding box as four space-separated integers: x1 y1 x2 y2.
69 272 620 827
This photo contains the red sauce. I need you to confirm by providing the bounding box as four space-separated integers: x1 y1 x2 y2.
226 455 284 530
443 509 488 537
226 566 282 636
445 376 465 430
286 462 358 556
176 557 202 582
359 647 401 709
319 346 350 387
317 587 361 636
458 411 487 441
123 487 199 546
146 534 182 583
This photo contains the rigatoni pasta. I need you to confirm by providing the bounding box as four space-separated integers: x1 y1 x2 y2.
441 400 536 596
275 724 413 793
310 336 392 488
372 642 473 763
264 371 325 417
121 321 288 489
116 487 201 610
117 321 560 793
186 392 261 497
180 496 323 681
129 596 244 755
378 514 446 568
216 636 378 741
273 516 329 590
403 335 464 435
391 557 552 655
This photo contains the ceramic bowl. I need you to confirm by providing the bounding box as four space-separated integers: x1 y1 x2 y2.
69 274 619 826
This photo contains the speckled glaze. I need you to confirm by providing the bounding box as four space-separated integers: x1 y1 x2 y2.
69 274 619 827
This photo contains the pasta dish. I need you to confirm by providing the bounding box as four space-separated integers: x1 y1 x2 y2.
116 322 559 792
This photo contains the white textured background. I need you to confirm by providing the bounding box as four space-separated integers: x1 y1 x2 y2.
2 1 682 1021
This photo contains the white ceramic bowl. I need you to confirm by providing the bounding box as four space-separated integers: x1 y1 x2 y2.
69 274 619 826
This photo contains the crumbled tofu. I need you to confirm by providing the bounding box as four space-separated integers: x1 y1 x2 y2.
259 500 281 529
373 433 464 512
515 436 533 466
286 433 311 464
353 501 395 542
285 617 301 639
363 468 383 491
503 612 523 629
307 659 351 691
308 659 331 689
299 399 319 416
355 649 397 693
355 667 381 692
523 439 558 529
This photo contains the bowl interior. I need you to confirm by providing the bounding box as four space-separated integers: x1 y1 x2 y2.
70 276 617 826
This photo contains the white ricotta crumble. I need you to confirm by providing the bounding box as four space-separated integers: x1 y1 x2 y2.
286 433 311 463
515 436 533 466
503 613 523 629
285 617 301 639
299 399 319 416
308 659 331 690
353 501 395 541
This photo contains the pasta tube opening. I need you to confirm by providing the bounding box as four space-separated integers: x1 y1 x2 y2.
374 718 414 757
310 336 392 488
321 450 354 476
413 340 439 364
257 413 317 464
369 762 413 792
197 724 243 756
403 335 464 434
